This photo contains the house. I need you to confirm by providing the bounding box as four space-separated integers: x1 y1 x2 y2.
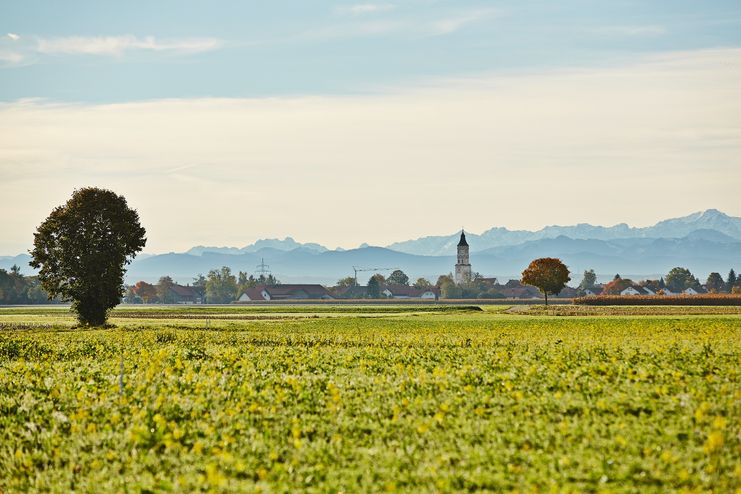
496 281 543 299
238 284 333 302
168 284 203 304
683 286 706 295
620 285 657 296
584 286 603 296
238 287 271 302
382 285 440 300
620 286 642 296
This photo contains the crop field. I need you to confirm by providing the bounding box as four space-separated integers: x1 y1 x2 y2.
1 306 739 493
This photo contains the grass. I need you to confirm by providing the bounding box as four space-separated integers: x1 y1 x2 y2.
0 306 739 493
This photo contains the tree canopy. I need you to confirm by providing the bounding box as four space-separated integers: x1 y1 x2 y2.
665 267 699 293
728 269 737 288
387 269 410 286
705 272 725 293
578 269 597 291
413 277 432 289
156 276 176 304
336 276 356 288
29 187 146 325
521 258 571 306
367 275 381 298
205 266 238 304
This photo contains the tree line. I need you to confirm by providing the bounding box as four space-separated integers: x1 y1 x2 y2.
124 266 280 304
0 265 60 304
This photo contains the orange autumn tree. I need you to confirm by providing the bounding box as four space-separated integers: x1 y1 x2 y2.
521 258 571 306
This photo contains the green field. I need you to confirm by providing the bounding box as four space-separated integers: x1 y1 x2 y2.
1 306 739 493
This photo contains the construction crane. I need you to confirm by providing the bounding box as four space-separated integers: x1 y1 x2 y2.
352 266 398 286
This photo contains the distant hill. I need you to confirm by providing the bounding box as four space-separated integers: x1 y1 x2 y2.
387 209 741 255
2 210 739 285
186 237 328 256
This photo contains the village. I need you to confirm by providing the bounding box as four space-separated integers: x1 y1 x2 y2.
117 231 739 304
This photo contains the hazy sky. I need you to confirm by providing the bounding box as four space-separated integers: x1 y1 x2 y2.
1 1 740 253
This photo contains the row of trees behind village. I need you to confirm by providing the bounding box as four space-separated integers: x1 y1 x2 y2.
577 267 741 295
124 267 279 304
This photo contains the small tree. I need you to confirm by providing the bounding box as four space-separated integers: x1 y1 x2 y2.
133 281 158 303
336 276 356 288
440 279 462 299
367 275 381 298
387 269 409 286
727 269 737 291
30 188 146 325
413 277 432 289
705 272 725 293
578 269 597 291
436 274 454 287
156 276 176 304
521 258 571 306
123 286 140 304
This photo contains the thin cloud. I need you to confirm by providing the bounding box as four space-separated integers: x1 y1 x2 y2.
337 3 396 16
36 35 223 56
428 9 499 35
7 33 20 41
301 8 498 42
589 25 667 37
0 50 23 63
2 48 738 252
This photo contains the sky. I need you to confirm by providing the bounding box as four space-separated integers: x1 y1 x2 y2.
1 0 741 254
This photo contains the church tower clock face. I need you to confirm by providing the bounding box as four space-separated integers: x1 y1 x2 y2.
455 230 472 284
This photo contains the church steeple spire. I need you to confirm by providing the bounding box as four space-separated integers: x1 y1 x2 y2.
457 229 468 247
454 229 472 284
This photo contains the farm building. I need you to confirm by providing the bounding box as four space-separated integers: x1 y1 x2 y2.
238 284 333 302
382 285 440 300
168 284 204 304
332 284 440 300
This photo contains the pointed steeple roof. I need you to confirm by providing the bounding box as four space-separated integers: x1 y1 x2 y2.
457 230 468 247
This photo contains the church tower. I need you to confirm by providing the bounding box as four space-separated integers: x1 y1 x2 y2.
454 230 472 284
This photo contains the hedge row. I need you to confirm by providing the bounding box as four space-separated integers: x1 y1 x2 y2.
574 294 741 306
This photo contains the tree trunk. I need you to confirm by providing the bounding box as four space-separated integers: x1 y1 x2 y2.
544 291 548 307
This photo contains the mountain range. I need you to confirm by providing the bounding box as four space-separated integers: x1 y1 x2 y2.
2 209 739 285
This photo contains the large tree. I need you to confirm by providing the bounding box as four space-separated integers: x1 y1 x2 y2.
367 275 381 298
705 272 725 293
205 266 238 303
521 258 571 306
387 269 410 286
30 188 146 325
665 267 699 293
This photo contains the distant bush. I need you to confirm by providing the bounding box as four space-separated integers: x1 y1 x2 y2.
574 294 741 306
